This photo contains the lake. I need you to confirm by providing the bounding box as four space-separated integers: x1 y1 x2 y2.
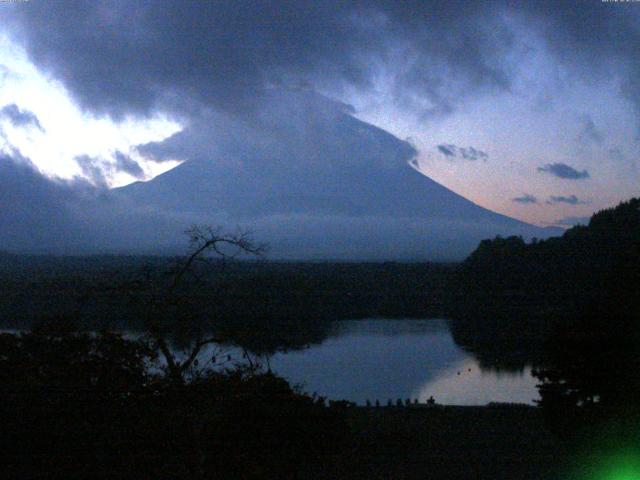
3 317 540 406
248 319 539 406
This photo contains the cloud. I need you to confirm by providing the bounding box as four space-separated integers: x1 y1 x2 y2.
547 195 587 205
2 1 521 121
75 155 109 188
512 194 538 204
461 147 489 161
537 162 590 180
114 151 144 178
4 1 640 127
73 151 146 187
436 144 488 161
608 147 626 162
0 104 44 131
555 216 590 226
0 64 10 83
578 114 604 145
437 144 456 157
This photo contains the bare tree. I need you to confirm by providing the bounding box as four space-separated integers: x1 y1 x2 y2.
144 226 267 384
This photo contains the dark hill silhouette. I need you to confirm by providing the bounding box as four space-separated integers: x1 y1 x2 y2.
448 198 640 441
451 197 640 319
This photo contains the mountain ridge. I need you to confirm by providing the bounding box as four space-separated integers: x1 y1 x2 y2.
115 95 561 260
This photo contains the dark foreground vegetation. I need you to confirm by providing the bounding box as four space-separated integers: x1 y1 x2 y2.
449 198 640 463
0 255 453 351
1 198 639 478
1 328 562 480
0 329 349 479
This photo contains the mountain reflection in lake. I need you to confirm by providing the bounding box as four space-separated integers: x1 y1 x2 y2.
262 319 539 406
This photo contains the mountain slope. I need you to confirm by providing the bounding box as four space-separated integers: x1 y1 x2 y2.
117 95 559 260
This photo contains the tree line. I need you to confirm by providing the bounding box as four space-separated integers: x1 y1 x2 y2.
449 198 640 446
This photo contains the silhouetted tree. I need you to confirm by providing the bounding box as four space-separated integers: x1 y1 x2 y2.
144 226 266 384
0 329 351 479
533 301 640 443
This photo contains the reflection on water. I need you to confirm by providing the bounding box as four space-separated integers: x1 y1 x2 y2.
416 359 537 406
3 318 541 406
266 319 539 406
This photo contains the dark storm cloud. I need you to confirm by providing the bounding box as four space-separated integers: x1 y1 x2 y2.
537 163 590 180
547 195 587 205
0 104 44 131
436 144 488 161
519 1 640 125
512 194 538 204
136 89 418 173
114 151 144 178
5 1 640 124
3 1 516 120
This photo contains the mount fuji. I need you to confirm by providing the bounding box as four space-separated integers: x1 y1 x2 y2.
113 91 559 260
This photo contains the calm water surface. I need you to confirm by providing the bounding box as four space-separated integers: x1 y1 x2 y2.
266 319 539 406
5 318 539 406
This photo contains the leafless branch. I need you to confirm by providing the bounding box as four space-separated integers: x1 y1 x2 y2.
143 225 267 384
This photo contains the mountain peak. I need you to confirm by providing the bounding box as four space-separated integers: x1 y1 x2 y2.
115 94 559 260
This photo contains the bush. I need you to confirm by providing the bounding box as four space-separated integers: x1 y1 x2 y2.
0 330 350 479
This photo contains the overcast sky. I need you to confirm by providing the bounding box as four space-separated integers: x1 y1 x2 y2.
1 0 639 229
